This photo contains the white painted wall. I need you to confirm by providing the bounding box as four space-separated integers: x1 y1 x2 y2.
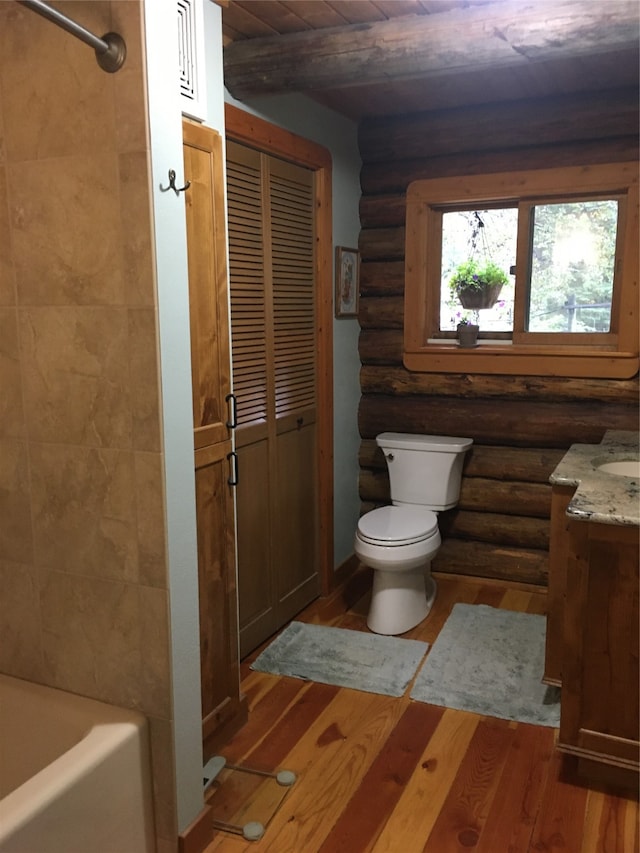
143 0 206 832
222 90 363 569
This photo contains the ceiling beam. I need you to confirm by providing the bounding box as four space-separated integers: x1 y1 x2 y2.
223 0 639 99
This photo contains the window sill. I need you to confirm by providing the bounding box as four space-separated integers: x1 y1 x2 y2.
403 344 639 379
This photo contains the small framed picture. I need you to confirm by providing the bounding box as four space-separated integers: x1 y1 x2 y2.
335 246 360 318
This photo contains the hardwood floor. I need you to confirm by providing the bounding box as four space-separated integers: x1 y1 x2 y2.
203 571 639 852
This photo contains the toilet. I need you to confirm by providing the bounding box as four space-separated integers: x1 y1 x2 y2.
355 432 473 635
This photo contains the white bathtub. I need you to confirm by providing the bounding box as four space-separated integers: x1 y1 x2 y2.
0 674 156 853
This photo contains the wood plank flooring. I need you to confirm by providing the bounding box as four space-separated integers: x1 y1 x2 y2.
203 571 639 853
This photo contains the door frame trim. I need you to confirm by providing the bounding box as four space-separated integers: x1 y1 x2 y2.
225 103 334 596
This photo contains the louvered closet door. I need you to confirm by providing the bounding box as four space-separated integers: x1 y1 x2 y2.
269 156 319 625
227 140 320 657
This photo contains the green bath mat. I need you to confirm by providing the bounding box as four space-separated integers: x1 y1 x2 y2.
410 604 561 726
251 621 429 698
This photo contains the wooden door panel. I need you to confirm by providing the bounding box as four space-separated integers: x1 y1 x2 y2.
183 122 232 448
579 536 639 743
235 438 275 657
559 520 639 773
194 440 241 744
275 422 319 606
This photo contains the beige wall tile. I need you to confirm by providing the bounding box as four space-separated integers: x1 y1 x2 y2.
8 154 125 306
0 560 43 680
120 153 156 305
114 68 149 154
111 1 143 73
39 571 171 717
0 2 116 162
0 309 24 437
0 58 4 167
135 451 168 589
0 440 34 564
39 570 140 704
19 306 132 448
30 444 138 581
148 716 178 843
139 586 171 718
0 168 17 306
129 308 161 451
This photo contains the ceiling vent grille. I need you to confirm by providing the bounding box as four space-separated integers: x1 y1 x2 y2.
178 0 207 121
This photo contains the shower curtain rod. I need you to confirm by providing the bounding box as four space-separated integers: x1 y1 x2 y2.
18 0 126 72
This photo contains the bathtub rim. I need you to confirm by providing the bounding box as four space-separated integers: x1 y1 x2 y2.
0 673 153 845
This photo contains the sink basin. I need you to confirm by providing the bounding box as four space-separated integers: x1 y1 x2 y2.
597 460 640 478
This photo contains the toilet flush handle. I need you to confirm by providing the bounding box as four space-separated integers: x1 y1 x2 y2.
386 452 394 461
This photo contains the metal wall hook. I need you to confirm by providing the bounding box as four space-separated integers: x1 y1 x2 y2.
161 169 191 195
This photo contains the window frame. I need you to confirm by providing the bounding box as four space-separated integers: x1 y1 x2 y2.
404 163 639 378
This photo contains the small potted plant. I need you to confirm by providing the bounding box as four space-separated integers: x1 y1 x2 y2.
449 259 509 310
456 317 479 348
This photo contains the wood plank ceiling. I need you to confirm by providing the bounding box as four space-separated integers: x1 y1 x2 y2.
220 0 640 119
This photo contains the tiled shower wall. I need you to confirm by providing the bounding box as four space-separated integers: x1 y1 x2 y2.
0 2 177 849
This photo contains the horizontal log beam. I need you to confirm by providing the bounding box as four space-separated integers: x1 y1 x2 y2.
433 539 548 586
358 329 403 365
360 136 640 195
360 139 638 225
360 261 405 296
464 446 564 483
359 296 404 329
359 227 405 262
359 440 564 483
360 366 640 404
223 2 639 98
358 469 551 517
440 510 550 550
459 478 551 518
360 196 406 230
359 88 639 164
358 395 638 447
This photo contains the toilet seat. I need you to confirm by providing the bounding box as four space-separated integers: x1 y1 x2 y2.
357 506 438 547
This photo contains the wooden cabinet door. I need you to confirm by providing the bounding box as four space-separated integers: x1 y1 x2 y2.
194 441 243 755
559 521 639 776
183 120 245 752
183 121 232 450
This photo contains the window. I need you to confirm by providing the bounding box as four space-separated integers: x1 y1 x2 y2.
404 163 639 378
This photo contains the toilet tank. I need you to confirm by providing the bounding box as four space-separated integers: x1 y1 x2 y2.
376 432 473 510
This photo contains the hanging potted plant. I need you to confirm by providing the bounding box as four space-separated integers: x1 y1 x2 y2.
449 259 508 310
456 317 479 348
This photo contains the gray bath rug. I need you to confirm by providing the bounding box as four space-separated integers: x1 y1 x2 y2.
410 604 560 727
251 621 429 698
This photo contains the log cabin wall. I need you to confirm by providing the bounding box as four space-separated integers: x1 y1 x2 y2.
357 87 640 587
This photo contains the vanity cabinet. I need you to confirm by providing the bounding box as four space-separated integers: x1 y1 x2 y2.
546 488 639 784
558 520 639 780
183 119 247 757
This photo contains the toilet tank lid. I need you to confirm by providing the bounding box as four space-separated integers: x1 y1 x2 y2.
376 432 473 453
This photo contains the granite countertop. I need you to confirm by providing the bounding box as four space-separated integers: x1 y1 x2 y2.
550 430 640 526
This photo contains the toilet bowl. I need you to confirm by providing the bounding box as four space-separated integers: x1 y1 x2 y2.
354 433 472 636
355 505 441 635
